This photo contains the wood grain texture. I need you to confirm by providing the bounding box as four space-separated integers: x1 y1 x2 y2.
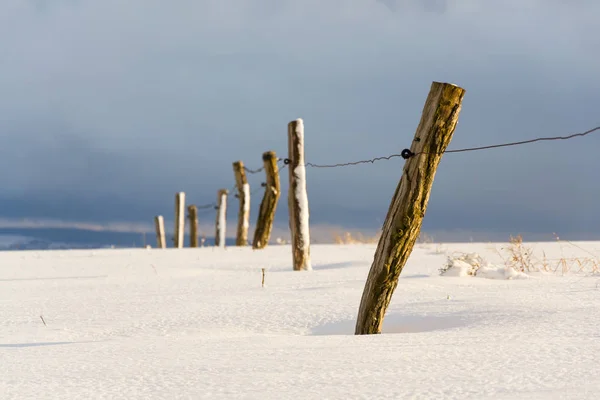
233 161 250 246
174 192 185 249
252 151 281 249
215 189 228 248
187 205 199 248
287 119 311 271
355 82 465 335
154 215 166 249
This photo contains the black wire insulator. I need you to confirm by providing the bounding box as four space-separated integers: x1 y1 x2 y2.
401 149 414 159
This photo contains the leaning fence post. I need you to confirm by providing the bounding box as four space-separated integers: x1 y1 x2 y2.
233 161 250 246
188 205 199 248
215 189 228 248
288 119 311 271
355 81 465 335
154 215 166 249
252 151 281 249
174 192 185 248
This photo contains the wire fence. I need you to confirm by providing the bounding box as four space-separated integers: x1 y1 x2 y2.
191 125 600 210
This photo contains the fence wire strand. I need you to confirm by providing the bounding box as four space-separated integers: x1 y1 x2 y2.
296 125 600 168
243 166 265 174
427 125 600 156
304 154 405 169
190 125 600 209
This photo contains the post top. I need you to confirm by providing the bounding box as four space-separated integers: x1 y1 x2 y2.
432 81 465 91
262 151 276 162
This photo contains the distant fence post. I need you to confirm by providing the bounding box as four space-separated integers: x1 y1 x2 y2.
215 189 228 248
154 215 166 249
288 119 311 271
174 192 185 248
355 81 465 335
188 205 199 248
233 161 250 246
252 151 281 249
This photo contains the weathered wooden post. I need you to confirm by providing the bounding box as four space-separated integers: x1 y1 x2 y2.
154 215 166 249
288 119 311 271
252 151 281 249
188 205 199 248
174 192 185 249
355 82 465 335
233 161 250 246
215 189 228 248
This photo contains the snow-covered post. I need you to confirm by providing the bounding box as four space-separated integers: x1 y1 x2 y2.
215 189 228 248
252 151 281 249
355 82 465 335
287 119 311 271
174 192 185 249
233 161 250 246
154 215 166 249
187 205 199 248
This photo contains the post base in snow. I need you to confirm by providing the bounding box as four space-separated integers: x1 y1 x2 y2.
253 151 281 250
354 82 465 335
215 189 228 248
287 119 311 271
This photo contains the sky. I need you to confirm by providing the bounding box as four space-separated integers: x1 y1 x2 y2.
0 0 599 241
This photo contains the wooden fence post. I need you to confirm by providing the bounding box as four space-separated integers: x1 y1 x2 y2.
154 215 166 249
215 189 228 248
188 205 199 248
355 82 465 335
233 161 250 246
174 192 185 248
288 119 311 271
252 151 281 249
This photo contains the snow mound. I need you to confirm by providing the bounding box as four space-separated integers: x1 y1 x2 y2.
441 252 529 280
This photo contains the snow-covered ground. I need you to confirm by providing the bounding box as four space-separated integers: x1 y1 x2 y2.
1 242 599 399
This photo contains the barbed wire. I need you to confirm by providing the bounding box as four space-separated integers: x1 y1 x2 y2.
243 166 265 174
283 125 600 168
302 155 405 169
187 125 600 211
412 125 600 157
193 182 265 210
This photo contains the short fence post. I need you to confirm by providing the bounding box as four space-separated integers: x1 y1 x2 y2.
188 205 199 248
233 161 250 246
174 192 185 249
154 215 166 249
288 119 311 271
215 189 228 248
252 151 281 249
355 81 465 335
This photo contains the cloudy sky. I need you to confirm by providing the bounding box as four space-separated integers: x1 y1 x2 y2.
0 0 599 240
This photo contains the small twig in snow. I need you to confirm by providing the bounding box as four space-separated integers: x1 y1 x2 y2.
40 316 47 326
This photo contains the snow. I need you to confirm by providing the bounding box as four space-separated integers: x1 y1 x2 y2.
442 252 529 279
292 118 311 270
1 241 600 399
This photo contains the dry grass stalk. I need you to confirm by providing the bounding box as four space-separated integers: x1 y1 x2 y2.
497 234 600 275
332 231 381 244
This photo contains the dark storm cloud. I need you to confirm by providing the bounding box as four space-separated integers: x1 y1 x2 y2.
0 0 599 239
